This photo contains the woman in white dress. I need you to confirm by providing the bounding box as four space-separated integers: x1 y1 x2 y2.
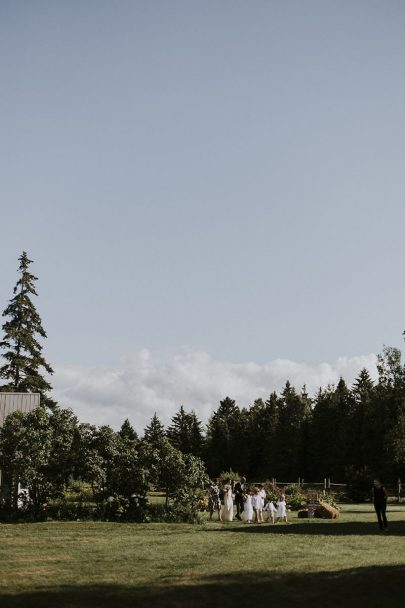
242 487 253 523
221 480 234 522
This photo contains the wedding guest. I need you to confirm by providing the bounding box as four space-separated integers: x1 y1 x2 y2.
263 499 277 524
242 486 254 523
221 479 234 522
233 476 246 520
276 493 288 523
373 478 388 531
258 484 266 512
252 487 263 523
208 480 222 522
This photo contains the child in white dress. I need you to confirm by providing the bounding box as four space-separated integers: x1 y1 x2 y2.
252 487 263 523
263 500 277 524
276 494 288 523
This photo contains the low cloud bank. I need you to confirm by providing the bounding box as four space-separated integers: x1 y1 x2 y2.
52 350 378 432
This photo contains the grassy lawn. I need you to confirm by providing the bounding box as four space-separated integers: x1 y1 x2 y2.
1 503 405 607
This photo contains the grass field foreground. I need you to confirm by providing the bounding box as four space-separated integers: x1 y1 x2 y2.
1 504 405 607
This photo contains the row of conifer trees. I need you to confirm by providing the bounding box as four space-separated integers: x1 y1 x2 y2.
145 351 405 484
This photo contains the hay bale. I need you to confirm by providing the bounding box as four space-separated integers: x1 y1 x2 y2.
315 501 340 519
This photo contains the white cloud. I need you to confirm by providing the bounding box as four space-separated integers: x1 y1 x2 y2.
52 349 378 432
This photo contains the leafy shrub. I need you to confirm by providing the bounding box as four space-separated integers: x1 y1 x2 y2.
95 494 149 522
263 486 280 503
147 503 169 522
146 486 206 523
46 499 96 521
333 488 350 502
318 491 339 510
64 479 95 502
282 484 307 510
171 488 206 523
217 471 240 491
147 500 204 524
0 492 50 522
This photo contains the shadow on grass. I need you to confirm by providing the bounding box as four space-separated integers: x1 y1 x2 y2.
1 566 405 608
215 520 405 536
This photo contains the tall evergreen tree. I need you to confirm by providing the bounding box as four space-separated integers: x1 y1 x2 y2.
0 252 53 401
272 381 310 479
166 406 204 457
205 397 240 476
295 385 313 479
260 391 280 478
119 418 138 442
309 386 336 479
246 398 267 477
372 347 405 479
351 369 375 469
143 413 165 445
310 378 353 480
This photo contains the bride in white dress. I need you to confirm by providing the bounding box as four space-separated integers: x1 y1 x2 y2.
221 482 234 522
242 489 253 523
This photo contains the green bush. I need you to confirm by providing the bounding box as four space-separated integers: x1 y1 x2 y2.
282 484 307 511
64 479 95 502
318 491 339 510
46 499 96 521
95 494 149 522
147 501 204 524
147 503 169 522
171 488 206 523
263 486 280 503
218 470 240 484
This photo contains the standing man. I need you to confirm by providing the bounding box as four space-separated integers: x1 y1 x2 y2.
234 476 246 520
373 478 388 531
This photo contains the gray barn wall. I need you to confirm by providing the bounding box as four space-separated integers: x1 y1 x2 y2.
0 393 41 427
0 393 41 493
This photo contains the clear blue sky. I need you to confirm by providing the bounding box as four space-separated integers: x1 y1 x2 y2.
1 0 404 375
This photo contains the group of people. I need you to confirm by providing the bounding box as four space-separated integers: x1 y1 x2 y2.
208 476 390 531
208 477 288 524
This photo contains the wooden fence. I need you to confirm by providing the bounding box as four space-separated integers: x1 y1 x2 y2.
254 478 403 502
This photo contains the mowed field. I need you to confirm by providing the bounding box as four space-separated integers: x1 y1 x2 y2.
1 504 405 608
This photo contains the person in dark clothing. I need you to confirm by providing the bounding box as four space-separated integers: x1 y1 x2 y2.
373 478 388 531
233 476 246 521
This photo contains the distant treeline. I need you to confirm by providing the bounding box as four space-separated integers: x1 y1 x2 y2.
152 346 405 484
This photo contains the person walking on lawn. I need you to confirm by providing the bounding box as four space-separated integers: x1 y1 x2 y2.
373 478 388 531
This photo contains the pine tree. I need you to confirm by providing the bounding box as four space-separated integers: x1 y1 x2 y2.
0 252 54 400
260 391 280 477
205 397 246 476
351 369 375 469
246 398 268 477
143 413 165 445
272 381 310 479
119 418 138 442
166 406 204 457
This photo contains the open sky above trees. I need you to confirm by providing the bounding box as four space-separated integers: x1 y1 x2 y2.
1 1 404 430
